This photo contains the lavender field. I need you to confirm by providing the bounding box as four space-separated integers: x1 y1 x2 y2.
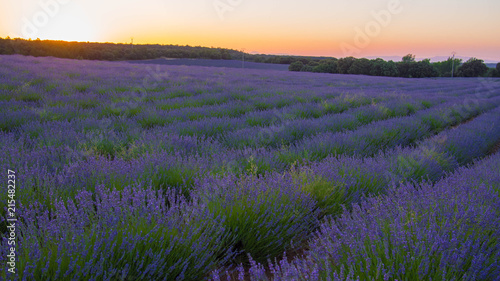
1 54 500 280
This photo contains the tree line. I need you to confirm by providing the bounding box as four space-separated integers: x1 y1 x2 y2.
0 37 238 60
289 54 500 78
0 37 325 64
0 37 498 78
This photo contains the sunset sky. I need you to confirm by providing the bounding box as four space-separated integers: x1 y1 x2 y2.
1 0 499 61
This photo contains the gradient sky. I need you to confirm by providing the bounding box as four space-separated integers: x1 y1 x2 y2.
1 0 499 61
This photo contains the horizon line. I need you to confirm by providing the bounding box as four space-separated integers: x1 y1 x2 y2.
1 36 499 63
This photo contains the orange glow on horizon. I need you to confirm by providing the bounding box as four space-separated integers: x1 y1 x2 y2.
1 0 499 61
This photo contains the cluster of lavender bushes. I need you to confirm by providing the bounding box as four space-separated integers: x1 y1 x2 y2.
1 55 499 280
220 151 500 280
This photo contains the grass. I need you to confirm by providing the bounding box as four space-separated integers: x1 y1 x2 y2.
147 165 201 197
99 105 122 117
201 175 317 263
76 99 99 109
14 91 42 102
293 170 348 217
137 114 175 129
74 84 90 93
0 116 27 132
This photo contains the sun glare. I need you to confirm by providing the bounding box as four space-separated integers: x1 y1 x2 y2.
37 12 97 42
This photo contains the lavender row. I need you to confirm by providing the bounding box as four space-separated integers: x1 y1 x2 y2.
221 150 500 280
292 104 500 217
133 93 377 131
0 92 403 161
1 87 388 140
203 105 500 275
274 94 500 166
221 96 441 148
0 184 237 280
2 98 497 210
5 101 497 281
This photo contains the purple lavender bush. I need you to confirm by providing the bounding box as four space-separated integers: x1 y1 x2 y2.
1 184 234 280
194 173 318 263
2 55 500 280
218 151 500 280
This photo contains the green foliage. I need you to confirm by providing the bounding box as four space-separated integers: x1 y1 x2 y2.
16 198 230 281
76 99 99 109
92 138 123 159
486 68 499 78
432 57 462 77
293 171 347 217
300 65 315 72
99 105 122 117
421 101 432 108
201 176 316 262
287 61 304 72
457 58 489 77
65 72 80 79
74 84 90 93
0 37 241 61
402 54 416 63
147 165 199 196
125 106 142 117
397 56 439 78
348 58 372 75
337 56 356 74
14 91 42 102
312 59 338 73
0 116 27 132
137 114 172 129
370 58 398 77
293 54 443 78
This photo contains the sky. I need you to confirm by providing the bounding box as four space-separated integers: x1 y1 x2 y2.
1 0 499 61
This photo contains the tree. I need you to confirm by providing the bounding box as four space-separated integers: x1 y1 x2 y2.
312 59 338 74
396 54 418 77
457 58 488 77
486 68 499 78
337 57 356 74
307 61 320 67
408 59 438 78
348 58 372 75
432 57 462 77
289 61 304 72
497 62 500 74
300 65 314 72
402 54 416 63
371 59 398 77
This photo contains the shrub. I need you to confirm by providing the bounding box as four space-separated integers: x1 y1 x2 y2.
288 61 304 72
196 173 318 263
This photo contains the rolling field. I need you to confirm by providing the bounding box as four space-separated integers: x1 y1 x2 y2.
127 58 290 71
1 54 500 280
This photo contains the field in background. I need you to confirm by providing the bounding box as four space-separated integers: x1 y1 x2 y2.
1 54 500 280
127 58 289 71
